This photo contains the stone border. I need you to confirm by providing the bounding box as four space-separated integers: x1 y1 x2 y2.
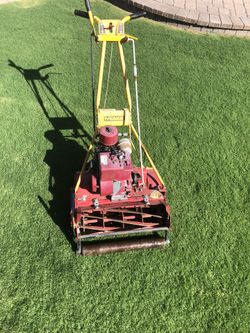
167 21 250 36
124 0 250 30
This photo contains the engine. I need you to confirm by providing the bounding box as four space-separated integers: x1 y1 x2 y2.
91 126 134 200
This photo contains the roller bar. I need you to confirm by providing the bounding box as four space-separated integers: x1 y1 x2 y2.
81 237 168 256
76 226 169 240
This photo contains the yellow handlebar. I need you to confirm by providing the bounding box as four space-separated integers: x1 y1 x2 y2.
81 0 146 41
121 15 131 24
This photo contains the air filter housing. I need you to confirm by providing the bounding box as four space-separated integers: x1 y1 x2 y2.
99 126 118 146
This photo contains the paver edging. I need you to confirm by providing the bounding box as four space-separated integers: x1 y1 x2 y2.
124 0 250 30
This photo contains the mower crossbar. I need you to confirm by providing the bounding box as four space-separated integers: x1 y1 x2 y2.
76 227 169 240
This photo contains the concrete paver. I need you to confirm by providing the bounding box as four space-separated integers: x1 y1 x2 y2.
124 0 250 30
2 0 249 35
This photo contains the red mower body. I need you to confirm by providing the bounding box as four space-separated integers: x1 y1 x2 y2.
71 126 171 243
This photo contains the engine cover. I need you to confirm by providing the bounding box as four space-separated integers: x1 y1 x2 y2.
99 151 133 198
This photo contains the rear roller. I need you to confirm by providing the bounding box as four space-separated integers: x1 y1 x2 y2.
81 237 168 256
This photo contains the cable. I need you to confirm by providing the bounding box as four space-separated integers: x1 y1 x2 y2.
90 34 96 131
130 38 144 185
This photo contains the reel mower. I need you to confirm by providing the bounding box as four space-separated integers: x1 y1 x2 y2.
72 0 171 255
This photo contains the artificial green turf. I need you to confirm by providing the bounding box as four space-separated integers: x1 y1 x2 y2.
0 0 250 332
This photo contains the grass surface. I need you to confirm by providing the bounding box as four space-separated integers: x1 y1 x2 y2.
0 0 250 332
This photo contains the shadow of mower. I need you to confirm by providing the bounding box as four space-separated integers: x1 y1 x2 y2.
8 59 91 249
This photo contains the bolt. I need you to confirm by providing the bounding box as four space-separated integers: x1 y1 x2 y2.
92 198 99 209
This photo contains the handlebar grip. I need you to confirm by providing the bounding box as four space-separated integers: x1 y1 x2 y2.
74 9 88 18
85 0 91 11
130 11 146 20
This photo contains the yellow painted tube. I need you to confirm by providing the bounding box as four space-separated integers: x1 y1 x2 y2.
88 11 95 28
96 41 107 110
75 130 98 193
121 15 131 23
125 34 138 41
131 125 164 185
117 42 132 112
94 15 101 23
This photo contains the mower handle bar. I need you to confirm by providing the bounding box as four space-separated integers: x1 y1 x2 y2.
74 10 146 22
129 12 146 20
85 0 91 12
74 9 88 18
75 0 146 23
